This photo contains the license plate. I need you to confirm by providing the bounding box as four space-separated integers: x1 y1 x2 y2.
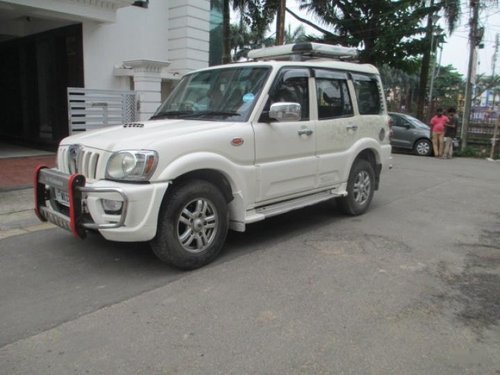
55 189 70 207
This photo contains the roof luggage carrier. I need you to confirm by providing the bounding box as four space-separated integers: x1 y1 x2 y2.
248 42 359 62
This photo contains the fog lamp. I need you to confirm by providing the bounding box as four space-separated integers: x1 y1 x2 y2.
102 199 123 214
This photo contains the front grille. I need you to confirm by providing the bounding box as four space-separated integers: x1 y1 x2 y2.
58 146 106 180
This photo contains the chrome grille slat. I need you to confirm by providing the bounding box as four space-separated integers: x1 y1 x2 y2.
89 152 100 179
81 150 91 178
58 145 104 179
59 148 69 172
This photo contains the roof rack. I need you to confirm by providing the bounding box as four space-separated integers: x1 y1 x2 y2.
247 42 359 62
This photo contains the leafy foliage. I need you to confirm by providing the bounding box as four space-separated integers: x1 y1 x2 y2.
298 0 436 70
473 74 500 104
379 65 420 112
230 23 308 60
232 0 279 41
430 64 464 108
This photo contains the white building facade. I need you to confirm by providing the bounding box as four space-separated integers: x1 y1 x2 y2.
0 0 221 147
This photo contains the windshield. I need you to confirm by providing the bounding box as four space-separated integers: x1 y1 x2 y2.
152 66 270 122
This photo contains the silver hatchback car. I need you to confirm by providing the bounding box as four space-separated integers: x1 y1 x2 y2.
389 112 432 156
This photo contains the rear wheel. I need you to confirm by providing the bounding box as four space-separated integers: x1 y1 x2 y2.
337 159 375 216
151 180 229 270
414 139 432 156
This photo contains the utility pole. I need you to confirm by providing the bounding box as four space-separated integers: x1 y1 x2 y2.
491 33 499 107
461 0 481 150
490 34 499 159
276 0 286 45
428 18 442 114
222 0 231 64
416 0 435 120
492 33 499 77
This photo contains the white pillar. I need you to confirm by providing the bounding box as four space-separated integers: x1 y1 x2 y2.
123 60 170 120
167 0 210 76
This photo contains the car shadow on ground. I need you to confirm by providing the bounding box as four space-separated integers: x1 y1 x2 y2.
47 199 346 273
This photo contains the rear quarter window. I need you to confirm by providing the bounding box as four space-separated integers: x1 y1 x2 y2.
315 69 353 120
352 74 383 115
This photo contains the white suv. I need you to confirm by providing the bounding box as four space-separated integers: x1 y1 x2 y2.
35 43 392 270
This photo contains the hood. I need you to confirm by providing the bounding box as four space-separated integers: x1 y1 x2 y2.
60 119 234 151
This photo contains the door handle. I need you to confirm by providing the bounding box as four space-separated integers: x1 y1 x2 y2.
346 124 358 131
298 128 313 136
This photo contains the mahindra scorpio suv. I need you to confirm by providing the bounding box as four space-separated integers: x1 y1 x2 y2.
35 42 392 270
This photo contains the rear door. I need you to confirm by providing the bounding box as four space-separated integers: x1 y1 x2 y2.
314 69 358 188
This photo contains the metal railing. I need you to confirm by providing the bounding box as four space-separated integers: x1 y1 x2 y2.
67 88 137 133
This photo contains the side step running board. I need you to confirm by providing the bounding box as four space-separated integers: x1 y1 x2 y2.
244 188 345 225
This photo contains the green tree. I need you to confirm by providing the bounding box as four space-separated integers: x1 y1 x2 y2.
223 0 279 63
284 24 308 44
379 65 420 112
473 74 500 104
230 23 308 60
297 0 434 70
430 64 464 110
416 0 461 120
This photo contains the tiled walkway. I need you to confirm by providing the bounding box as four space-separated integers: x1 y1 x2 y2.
0 143 56 191
0 155 56 191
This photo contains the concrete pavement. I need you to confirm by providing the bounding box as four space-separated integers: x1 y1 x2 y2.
1 153 499 374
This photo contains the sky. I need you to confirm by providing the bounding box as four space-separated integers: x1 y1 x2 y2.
438 4 500 76
283 1 500 77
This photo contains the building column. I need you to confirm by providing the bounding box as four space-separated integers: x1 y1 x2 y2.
168 0 210 75
123 60 170 120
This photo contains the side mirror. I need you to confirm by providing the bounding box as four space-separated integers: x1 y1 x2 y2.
269 102 301 122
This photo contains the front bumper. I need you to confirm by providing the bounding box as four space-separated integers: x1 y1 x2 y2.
34 166 169 242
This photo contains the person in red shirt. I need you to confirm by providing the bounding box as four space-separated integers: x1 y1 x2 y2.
430 108 449 158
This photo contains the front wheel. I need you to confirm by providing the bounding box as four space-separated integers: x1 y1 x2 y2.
336 159 375 216
414 139 432 156
151 180 229 270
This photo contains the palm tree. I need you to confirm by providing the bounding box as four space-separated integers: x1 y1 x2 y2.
222 0 279 63
230 23 307 61
284 24 307 44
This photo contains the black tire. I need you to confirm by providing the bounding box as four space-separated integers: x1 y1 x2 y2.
337 159 375 216
151 180 229 270
414 139 432 156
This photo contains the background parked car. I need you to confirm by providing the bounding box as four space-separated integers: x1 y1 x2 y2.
389 112 432 156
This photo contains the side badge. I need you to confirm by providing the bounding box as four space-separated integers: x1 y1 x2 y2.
379 128 386 141
231 138 244 146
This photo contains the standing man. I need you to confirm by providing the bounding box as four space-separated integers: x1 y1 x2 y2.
444 107 459 159
430 108 449 158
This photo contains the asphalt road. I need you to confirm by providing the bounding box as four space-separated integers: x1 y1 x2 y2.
1 154 499 374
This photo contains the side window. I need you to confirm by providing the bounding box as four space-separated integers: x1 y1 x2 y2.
269 68 310 121
352 74 382 115
316 78 353 120
392 115 413 128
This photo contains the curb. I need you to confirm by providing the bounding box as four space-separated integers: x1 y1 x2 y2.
0 188 55 240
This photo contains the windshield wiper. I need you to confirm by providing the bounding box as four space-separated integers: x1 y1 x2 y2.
188 111 240 119
150 111 194 120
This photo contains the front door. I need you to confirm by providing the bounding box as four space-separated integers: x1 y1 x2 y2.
390 114 413 149
253 68 317 204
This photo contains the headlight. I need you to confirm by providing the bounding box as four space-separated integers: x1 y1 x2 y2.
106 150 158 181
